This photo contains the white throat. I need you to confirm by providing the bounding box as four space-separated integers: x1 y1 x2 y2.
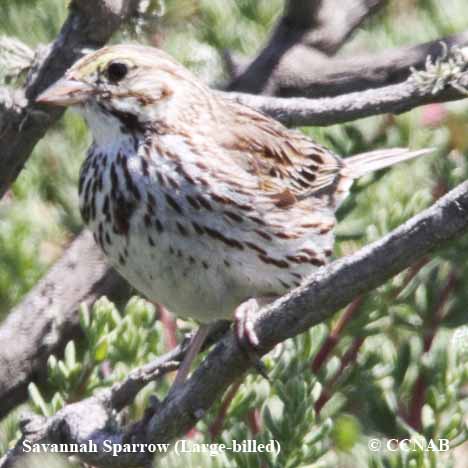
75 103 136 152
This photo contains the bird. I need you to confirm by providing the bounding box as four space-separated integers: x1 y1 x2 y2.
37 44 431 386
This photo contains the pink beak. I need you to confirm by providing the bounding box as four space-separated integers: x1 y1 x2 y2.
36 77 95 106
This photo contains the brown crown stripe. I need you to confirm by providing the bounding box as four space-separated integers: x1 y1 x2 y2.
258 254 289 269
165 194 183 214
204 226 244 250
244 241 267 256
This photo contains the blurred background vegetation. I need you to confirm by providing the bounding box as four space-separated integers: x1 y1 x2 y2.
0 0 467 467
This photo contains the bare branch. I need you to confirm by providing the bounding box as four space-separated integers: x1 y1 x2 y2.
225 70 468 127
0 0 142 200
227 0 385 94
274 31 468 98
3 179 468 468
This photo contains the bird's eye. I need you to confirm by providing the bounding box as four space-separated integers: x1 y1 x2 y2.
107 62 128 83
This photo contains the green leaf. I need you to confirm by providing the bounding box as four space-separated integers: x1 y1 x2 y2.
94 336 109 362
28 383 50 417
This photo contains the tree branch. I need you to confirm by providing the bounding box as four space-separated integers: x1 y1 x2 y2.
273 31 468 97
225 69 468 127
2 179 468 468
0 0 142 200
227 0 385 94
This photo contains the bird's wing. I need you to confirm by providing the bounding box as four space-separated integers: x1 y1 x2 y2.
214 101 345 208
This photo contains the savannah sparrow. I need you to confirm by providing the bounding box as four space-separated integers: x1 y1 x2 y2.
37 45 429 384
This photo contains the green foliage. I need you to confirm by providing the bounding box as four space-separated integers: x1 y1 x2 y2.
1 0 468 467
26 296 165 419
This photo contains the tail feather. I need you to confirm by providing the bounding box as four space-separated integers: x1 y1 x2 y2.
344 147 434 179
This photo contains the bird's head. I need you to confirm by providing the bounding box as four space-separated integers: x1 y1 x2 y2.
37 44 204 136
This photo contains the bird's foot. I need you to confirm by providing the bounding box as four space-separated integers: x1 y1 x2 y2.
234 298 270 381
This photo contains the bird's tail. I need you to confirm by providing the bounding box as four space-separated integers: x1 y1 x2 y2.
344 147 434 179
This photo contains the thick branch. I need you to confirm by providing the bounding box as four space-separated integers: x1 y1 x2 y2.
225 71 468 127
227 0 384 94
0 0 141 199
2 180 468 468
274 31 468 97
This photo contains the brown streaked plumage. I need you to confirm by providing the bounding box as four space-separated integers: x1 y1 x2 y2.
37 44 432 385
